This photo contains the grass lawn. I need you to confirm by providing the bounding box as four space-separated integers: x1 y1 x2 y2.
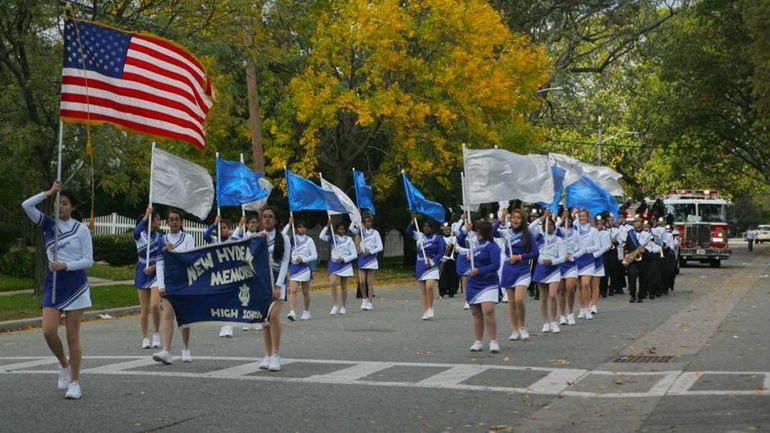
0 284 138 322
87 263 135 281
0 275 35 292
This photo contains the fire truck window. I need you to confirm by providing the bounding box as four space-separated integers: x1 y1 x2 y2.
671 204 696 222
698 204 725 223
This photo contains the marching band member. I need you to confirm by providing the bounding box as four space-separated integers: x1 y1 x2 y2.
22 182 93 399
609 213 629 296
625 215 650 303
495 208 538 341
453 216 472 309
645 219 663 299
533 215 567 334
350 213 383 310
527 209 541 300
153 209 196 365
320 219 357 315
575 209 599 320
283 217 318 321
438 222 460 298
133 206 162 348
406 216 446 320
557 209 582 326
256 207 291 372
590 215 612 314
466 221 501 353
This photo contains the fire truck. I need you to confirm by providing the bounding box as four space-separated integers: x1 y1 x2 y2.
660 189 732 268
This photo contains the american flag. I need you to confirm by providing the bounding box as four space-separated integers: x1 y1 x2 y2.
60 19 213 149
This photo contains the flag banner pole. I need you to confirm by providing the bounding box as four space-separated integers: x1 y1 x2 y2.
146 142 156 271
318 172 337 249
352 167 366 252
52 121 64 304
216 152 221 243
413 216 429 265
461 170 474 269
289 210 298 252
239 154 247 219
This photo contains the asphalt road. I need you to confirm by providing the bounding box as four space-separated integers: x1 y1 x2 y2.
1 243 769 432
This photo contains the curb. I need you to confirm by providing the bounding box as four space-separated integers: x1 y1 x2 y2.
0 274 414 333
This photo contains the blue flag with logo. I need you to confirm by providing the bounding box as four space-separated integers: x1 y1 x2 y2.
566 175 619 218
216 158 270 207
162 238 272 326
401 172 445 223
353 169 375 215
285 168 346 213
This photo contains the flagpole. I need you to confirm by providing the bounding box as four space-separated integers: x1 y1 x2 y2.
216 152 222 243
52 121 64 305
461 171 474 269
146 142 156 272
403 170 429 265
352 167 365 252
240 154 247 220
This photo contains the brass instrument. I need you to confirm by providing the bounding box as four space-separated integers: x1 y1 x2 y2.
622 238 653 267
609 227 621 250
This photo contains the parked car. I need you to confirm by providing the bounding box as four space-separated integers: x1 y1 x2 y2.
756 225 770 243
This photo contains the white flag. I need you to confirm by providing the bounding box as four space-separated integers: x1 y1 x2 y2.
463 148 554 205
548 152 586 187
582 165 624 196
151 147 214 220
242 177 273 211
320 178 362 224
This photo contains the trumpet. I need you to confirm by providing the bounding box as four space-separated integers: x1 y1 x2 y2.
609 228 621 250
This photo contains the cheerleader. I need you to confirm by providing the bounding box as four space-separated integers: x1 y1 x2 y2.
203 215 232 244
256 207 291 372
466 220 501 352
350 214 383 310
320 219 357 315
533 216 567 333
133 206 162 349
406 216 446 320
495 208 538 341
152 209 196 365
591 216 612 314
282 217 318 321
231 214 263 331
22 182 93 399
452 217 471 309
557 210 582 326
575 209 600 320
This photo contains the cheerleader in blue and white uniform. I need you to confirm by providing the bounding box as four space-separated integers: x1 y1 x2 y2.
466 220 501 353
133 206 162 349
590 215 612 315
533 216 567 334
152 209 196 365
557 209 583 326
495 208 539 341
350 213 383 311
203 215 232 244
22 182 93 399
256 207 291 372
320 218 357 315
282 217 318 321
231 213 262 331
453 217 471 309
575 209 600 320
406 216 446 320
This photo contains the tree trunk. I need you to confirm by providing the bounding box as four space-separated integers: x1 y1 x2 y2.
246 59 265 172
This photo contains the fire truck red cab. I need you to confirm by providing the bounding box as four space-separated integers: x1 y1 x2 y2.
661 189 732 268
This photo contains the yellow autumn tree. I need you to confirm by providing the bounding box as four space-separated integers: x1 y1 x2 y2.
266 0 549 195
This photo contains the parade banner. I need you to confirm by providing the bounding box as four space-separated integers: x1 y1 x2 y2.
162 237 273 326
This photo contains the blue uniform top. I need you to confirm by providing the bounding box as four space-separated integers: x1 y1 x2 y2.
405 222 445 266
467 240 501 289
492 221 539 260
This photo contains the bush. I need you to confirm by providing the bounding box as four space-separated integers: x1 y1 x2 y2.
0 223 23 255
0 246 34 278
93 234 136 266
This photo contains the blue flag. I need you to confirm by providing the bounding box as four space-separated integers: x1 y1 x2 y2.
216 158 270 207
162 238 273 326
401 172 445 223
285 168 346 213
543 165 566 214
353 169 375 215
565 176 620 218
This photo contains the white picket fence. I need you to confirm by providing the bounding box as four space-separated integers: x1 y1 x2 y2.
90 213 404 258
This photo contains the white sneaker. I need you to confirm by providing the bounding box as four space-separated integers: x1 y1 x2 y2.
501 291 509 303
287 310 297 321
421 311 430 321
551 322 561 334
151 333 161 348
330 305 339 315
268 354 281 371
57 365 71 390
361 300 368 310
64 382 81 399
339 306 347 315
219 326 233 338
590 305 598 315
427 308 435 319
259 355 272 370
469 340 483 352
489 340 500 353
542 323 551 333
567 313 576 326
181 349 192 363
559 315 567 326
242 325 251 331
365 301 374 310
142 338 151 349
152 350 173 365
586 311 594 320
509 330 520 341
519 328 530 340
463 302 470 310
577 309 586 319
300 311 311 320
